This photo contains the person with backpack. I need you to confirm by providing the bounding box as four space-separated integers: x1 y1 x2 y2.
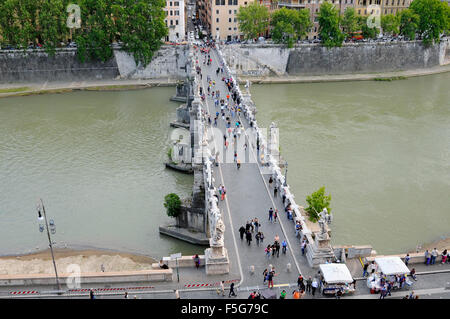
245 230 252 246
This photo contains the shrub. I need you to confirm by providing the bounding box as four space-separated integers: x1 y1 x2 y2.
305 186 331 222
164 193 181 218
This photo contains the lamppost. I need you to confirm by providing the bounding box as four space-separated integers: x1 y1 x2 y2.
37 198 61 292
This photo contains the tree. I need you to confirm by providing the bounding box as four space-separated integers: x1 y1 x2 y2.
381 14 400 36
410 0 447 45
318 2 344 47
358 16 379 39
114 0 168 67
270 8 312 48
164 193 182 218
305 187 331 222
341 7 358 39
74 0 117 63
38 0 69 55
398 9 419 40
237 2 269 40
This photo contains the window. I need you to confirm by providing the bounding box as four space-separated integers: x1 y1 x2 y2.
229 10 232 14
234 18 237 22
234 10 237 14
216 0 220 4
229 18 231 22
170 10 173 15
216 9 219 14
216 18 219 22
176 19 179 25
175 10 179 15
170 20 173 25
228 0 232 4
170 1 172 6
216 27 219 30
174 1 179 5
221 0 225 4
233 0 237 4
228 27 231 30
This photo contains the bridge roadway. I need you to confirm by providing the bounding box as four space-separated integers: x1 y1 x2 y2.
198 46 318 289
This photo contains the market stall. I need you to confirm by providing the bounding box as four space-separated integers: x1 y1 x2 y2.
319 263 355 296
366 256 411 293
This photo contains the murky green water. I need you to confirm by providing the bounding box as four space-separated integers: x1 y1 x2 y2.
0 88 197 259
1 73 449 257
251 73 450 254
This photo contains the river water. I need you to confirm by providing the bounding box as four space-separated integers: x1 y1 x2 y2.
0 73 449 257
251 73 450 254
0 88 197 258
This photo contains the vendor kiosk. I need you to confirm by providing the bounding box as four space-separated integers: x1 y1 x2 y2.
367 256 411 293
319 263 355 296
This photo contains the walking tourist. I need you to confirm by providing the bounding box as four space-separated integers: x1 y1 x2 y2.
229 283 236 297
268 207 273 222
246 230 252 246
239 225 245 240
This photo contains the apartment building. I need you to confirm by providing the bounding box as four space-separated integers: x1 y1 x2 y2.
198 0 254 41
164 0 186 42
381 0 411 15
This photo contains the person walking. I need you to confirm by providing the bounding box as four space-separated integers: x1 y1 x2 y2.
405 253 410 266
275 241 280 258
282 240 287 255
363 262 369 277
245 230 252 246
193 254 200 269
425 250 431 265
311 278 318 296
259 232 264 243
239 225 246 240
268 207 273 223
274 209 278 223
219 281 225 296
263 269 268 284
280 290 287 299
255 232 261 246
265 245 271 259
254 218 260 233
301 240 306 256
229 283 236 297
268 176 273 187
306 277 312 293
274 186 278 197
267 270 274 289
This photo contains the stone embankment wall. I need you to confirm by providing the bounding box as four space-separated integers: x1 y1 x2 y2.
0 45 189 83
221 39 450 77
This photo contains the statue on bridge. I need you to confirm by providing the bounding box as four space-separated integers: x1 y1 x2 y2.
212 216 225 246
244 80 251 95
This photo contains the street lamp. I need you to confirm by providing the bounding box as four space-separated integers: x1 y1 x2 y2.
36 198 61 292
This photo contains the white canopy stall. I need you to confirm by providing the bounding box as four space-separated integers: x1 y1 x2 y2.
367 257 411 292
319 263 355 295
375 257 410 275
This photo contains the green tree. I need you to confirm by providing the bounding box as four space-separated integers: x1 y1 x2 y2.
38 0 69 55
270 8 312 48
237 1 269 40
305 187 331 222
114 0 167 67
398 8 419 40
0 0 21 46
410 0 447 45
74 0 116 63
164 193 182 218
381 14 400 36
341 7 358 39
318 2 344 47
358 16 379 39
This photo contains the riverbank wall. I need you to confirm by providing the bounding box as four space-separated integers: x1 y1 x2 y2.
221 39 450 78
1 40 449 85
0 45 189 83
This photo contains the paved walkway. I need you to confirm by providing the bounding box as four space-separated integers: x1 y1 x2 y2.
196 46 319 293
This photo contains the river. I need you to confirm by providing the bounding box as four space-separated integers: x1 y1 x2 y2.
0 88 198 259
251 73 450 254
0 73 449 257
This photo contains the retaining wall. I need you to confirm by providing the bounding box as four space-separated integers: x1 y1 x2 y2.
0 269 173 286
0 45 189 83
221 40 449 77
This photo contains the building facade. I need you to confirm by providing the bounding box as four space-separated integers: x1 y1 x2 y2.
198 0 255 41
164 0 186 42
381 0 411 15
